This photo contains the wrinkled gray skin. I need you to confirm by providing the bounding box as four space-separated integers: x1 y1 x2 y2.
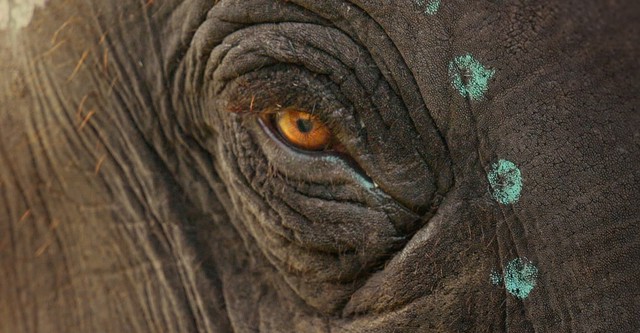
1 0 639 332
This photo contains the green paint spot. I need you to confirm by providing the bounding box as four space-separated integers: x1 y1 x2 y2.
425 0 441 15
414 0 441 15
487 159 522 205
448 54 495 100
490 270 503 286
504 258 538 299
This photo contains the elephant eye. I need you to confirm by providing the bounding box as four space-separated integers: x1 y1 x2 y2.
266 108 333 151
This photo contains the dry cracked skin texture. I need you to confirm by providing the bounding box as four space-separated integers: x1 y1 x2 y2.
0 0 639 332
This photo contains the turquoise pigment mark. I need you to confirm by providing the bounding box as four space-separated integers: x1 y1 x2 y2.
414 0 441 15
490 270 503 286
503 258 539 299
448 54 495 100
487 159 522 205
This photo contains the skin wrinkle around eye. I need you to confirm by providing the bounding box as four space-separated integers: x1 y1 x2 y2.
248 113 423 234
208 73 420 314
209 23 444 213
191 0 454 316
211 113 420 314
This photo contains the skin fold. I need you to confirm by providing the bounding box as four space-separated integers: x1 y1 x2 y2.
0 0 638 332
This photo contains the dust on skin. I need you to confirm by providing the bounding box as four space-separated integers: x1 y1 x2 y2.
0 0 48 31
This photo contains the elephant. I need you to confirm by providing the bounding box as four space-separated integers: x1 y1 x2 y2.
1 0 638 332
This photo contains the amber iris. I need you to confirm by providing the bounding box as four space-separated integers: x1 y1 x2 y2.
275 109 331 151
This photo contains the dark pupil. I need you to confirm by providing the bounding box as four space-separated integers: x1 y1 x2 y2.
296 118 314 133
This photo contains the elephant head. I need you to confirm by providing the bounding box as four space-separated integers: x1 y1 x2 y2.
1 0 638 331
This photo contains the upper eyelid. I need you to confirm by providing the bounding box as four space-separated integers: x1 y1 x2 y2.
224 65 348 120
